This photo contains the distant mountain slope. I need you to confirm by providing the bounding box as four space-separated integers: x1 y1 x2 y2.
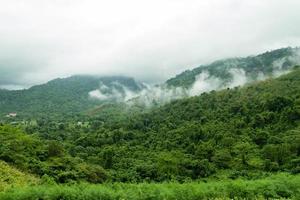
129 47 300 106
146 67 300 129
166 47 300 88
0 76 144 119
1 47 300 119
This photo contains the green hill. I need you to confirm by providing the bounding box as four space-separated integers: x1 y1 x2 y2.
166 47 300 88
0 76 144 119
100 68 300 181
2 47 299 121
4 68 297 183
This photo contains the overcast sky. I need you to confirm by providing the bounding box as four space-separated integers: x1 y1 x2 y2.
1 0 300 89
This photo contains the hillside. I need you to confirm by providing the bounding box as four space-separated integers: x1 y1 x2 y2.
0 76 144 119
1 68 298 184
166 47 300 88
0 160 39 191
0 125 108 184
100 68 300 181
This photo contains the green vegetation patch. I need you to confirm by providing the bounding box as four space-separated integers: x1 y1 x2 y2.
0 161 39 191
0 174 299 200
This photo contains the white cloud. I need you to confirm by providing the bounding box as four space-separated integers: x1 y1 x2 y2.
227 68 248 88
89 62 296 107
189 72 222 96
1 0 300 87
89 89 110 101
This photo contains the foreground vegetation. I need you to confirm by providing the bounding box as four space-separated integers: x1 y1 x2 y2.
0 161 39 191
0 174 299 200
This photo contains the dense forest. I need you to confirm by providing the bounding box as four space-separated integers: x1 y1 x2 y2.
0 76 144 119
1 67 299 183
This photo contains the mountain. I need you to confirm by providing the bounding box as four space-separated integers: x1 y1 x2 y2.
110 68 300 181
166 47 300 88
1 68 299 184
128 47 300 106
0 76 144 119
1 47 300 120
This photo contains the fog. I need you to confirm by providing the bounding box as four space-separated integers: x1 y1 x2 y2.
89 46 300 105
89 58 296 106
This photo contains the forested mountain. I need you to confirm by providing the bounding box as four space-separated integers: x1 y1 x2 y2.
0 76 144 119
1 68 299 184
1 47 299 120
166 47 300 88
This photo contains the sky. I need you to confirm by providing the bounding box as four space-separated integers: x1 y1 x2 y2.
1 0 300 89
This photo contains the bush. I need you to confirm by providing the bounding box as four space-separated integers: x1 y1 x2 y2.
0 173 299 200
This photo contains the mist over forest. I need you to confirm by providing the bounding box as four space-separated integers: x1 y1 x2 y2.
1 1 300 200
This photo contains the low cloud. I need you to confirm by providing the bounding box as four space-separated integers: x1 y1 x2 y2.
189 72 222 96
188 69 248 97
89 60 297 106
89 81 144 102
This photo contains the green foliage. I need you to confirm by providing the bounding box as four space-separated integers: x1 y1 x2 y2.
0 125 108 184
0 76 143 119
0 161 39 191
0 173 299 200
0 69 300 185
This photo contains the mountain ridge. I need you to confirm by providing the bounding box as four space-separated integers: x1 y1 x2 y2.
0 75 144 119
166 47 300 88
1 47 299 119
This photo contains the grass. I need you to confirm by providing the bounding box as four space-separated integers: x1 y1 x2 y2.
0 173 299 200
0 161 39 192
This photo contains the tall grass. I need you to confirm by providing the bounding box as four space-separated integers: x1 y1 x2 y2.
0 173 299 200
